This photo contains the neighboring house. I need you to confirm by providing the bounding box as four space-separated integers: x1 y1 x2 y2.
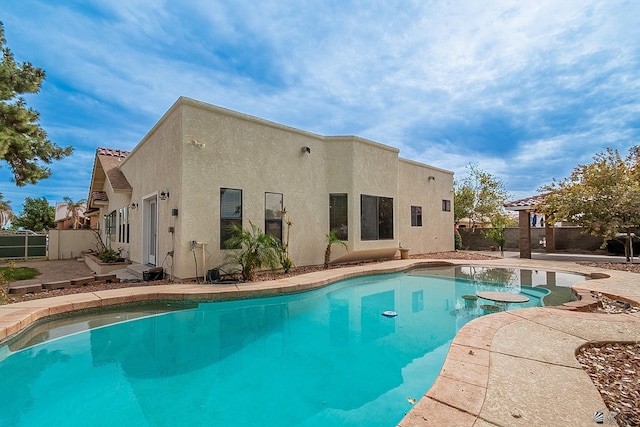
86 97 454 280
55 202 93 229
456 217 491 229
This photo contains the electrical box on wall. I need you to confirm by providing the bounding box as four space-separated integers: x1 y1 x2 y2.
172 208 178 216
168 226 175 233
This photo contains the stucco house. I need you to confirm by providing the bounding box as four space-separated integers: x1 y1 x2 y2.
54 201 93 230
86 97 454 280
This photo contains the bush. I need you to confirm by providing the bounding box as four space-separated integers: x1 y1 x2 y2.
97 248 122 263
223 221 281 281
454 228 463 250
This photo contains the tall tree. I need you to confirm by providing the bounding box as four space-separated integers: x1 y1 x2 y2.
63 196 86 229
536 146 640 261
0 193 14 229
0 22 73 186
11 196 55 231
483 213 516 257
454 163 510 227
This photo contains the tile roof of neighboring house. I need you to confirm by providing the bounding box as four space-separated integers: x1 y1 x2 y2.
504 194 547 210
97 147 130 158
90 191 109 204
96 147 132 191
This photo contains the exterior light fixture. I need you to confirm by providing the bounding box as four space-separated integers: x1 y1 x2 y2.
428 176 436 181
302 146 311 154
130 203 138 209
159 189 170 200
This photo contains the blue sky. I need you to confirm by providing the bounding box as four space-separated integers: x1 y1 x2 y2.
2 1 639 214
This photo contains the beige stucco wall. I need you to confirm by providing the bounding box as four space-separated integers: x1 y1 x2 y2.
48 229 96 260
177 100 331 278
108 97 454 280
397 159 455 253
119 106 183 273
349 138 400 250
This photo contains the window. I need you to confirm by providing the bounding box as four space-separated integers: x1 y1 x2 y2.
118 206 130 243
442 199 451 212
105 210 116 236
329 193 348 240
220 188 242 249
411 206 422 226
361 195 394 240
265 192 283 242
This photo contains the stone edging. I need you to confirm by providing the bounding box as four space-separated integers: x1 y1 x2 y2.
8 273 120 295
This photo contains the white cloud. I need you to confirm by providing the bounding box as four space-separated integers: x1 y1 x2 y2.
1 0 639 212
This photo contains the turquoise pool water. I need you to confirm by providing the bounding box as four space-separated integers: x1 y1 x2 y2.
0 267 585 427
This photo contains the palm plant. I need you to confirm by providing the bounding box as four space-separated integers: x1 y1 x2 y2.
223 221 281 281
324 230 347 269
63 196 86 229
0 196 15 230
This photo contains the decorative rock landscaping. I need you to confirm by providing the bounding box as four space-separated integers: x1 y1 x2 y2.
9 273 120 295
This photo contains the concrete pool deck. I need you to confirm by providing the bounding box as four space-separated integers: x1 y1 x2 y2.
1 254 639 426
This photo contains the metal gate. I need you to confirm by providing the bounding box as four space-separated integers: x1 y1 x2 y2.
0 234 48 260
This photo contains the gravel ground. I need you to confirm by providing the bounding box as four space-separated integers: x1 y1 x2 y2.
577 341 640 426
2 251 639 424
578 261 640 275
581 294 640 427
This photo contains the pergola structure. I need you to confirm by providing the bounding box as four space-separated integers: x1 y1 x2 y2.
504 194 554 259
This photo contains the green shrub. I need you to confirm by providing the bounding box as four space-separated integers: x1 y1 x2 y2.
276 242 295 273
223 221 281 281
454 228 463 250
97 249 122 263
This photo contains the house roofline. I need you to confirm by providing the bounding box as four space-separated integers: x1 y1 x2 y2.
121 96 430 167
399 157 454 175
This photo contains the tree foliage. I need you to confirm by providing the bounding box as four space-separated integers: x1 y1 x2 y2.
0 22 72 186
454 227 463 250
454 163 510 226
0 193 14 229
11 196 55 231
483 213 516 256
536 146 640 260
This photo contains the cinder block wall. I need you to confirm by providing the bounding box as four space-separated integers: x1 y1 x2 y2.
459 227 607 252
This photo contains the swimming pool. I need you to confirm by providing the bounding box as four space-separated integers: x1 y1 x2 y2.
0 267 586 427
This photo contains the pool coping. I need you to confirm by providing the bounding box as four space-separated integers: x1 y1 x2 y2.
1 257 639 426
